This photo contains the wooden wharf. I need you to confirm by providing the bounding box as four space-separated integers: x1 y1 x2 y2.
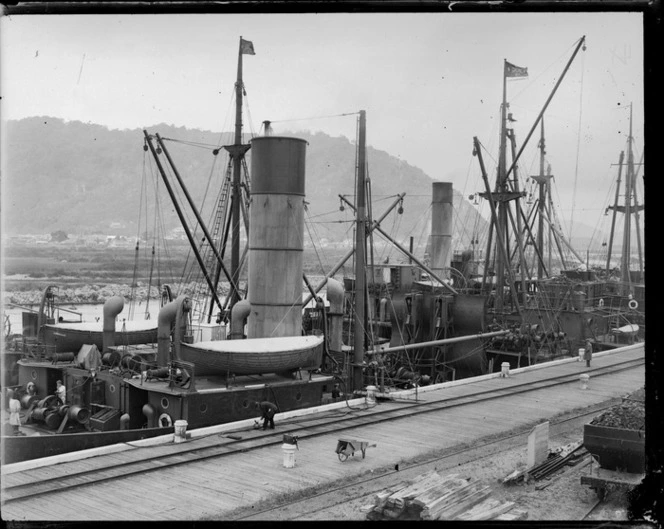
1 344 645 521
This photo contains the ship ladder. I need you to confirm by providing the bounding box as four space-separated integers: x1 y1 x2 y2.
192 162 233 320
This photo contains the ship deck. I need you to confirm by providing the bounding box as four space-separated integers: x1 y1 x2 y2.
0 344 646 521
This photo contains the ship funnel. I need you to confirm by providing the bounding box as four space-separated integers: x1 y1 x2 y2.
431 182 454 280
247 136 308 338
103 296 124 352
157 295 190 366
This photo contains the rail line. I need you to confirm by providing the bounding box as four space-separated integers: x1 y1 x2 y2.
2 357 643 503
230 404 616 521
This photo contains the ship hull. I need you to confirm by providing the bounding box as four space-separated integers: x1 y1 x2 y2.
1 426 173 465
8 358 334 465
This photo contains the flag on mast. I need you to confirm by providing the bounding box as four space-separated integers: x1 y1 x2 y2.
505 61 528 78
240 38 256 55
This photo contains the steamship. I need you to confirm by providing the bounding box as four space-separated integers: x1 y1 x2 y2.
2 35 644 465
2 38 339 464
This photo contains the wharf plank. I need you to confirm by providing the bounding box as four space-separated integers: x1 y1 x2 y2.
127 474 227 517
31 485 130 520
1 494 82 521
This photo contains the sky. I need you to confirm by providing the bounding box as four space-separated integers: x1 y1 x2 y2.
0 10 647 239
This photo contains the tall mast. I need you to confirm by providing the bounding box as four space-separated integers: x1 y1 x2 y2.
530 119 554 279
605 151 624 275
537 120 545 279
480 38 585 310
606 103 644 284
224 36 253 310
621 104 634 288
494 60 510 311
353 110 367 393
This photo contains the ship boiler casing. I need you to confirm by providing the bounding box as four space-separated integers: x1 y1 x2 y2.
247 136 308 338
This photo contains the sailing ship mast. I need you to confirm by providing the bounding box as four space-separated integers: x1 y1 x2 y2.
225 36 255 310
605 103 644 293
533 120 552 279
142 37 255 323
478 36 586 314
352 110 367 393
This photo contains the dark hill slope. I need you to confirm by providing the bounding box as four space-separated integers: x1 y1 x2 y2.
3 118 484 251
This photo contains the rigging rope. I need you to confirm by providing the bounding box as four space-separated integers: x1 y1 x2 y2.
268 111 359 124
304 207 328 275
567 48 586 241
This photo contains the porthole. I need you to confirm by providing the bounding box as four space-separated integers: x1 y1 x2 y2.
242 399 249 408
295 392 302 401
109 384 116 393
31 370 38 380
161 397 170 409
200 403 208 414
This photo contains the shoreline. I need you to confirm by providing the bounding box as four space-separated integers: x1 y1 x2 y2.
2 276 329 308
1 282 195 307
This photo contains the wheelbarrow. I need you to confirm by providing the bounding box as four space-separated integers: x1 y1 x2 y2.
335 438 376 462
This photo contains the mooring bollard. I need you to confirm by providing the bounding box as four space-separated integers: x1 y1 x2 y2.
578 347 585 362
501 362 510 378
173 420 188 443
366 385 377 404
580 373 590 390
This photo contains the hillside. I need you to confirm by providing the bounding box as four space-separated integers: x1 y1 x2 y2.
2 117 484 252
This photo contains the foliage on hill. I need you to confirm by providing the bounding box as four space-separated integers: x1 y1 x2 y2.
3 117 485 250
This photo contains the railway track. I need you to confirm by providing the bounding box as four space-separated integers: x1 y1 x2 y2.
229 404 620 521
1 357 643 503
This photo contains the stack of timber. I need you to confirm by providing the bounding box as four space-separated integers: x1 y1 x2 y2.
502 441 587 485
365 470 526 521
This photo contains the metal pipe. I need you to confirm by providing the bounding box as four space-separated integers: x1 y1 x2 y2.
370 329 510 355
142 403 156 428
102 296 124 352
230 299 251 339
157 296 186 366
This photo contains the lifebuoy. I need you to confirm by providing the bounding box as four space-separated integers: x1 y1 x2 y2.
598 298 604 307
628 299 638 310
158 413 173 427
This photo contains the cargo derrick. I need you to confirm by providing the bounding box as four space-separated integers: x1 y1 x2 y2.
3 37 335 465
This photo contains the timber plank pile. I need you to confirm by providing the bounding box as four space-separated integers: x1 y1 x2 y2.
364 470 527 521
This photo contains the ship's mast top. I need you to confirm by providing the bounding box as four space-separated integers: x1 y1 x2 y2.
227 37 255 310
352 110 367 393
